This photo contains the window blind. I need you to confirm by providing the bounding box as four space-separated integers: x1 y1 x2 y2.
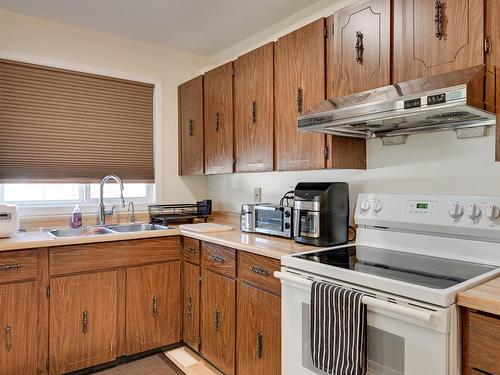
0 58 155 182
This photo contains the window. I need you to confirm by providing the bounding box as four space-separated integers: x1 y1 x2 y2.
0 183 154 206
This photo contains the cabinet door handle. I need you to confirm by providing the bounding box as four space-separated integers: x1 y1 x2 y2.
185 247 198 255
251 100 257 124
296 87 303 114
82 311 88 334
152 296 159 319
188 119 194 136
214 308 221 332
215 112 221 131
0 263 22 271
4 325 12 352
355 31 364 64
250 265 270 277
187 294 193 318
209 254 226 264
256 332 263 359
434 0 444 40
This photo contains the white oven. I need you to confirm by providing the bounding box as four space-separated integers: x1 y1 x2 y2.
277 270 457 375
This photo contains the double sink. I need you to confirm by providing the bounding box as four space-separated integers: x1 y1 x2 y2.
44 223 171 239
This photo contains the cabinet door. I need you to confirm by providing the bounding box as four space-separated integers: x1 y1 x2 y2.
183 261 200 351
237 283 281 375
126 262 181 354
179 76 204 175
485 0 500 162
200 270 235 375
327 0 391 98
49 271 118 374
204 62 234 175
0 281 38 374
393 0 484 83
234 43 274 172
274 19 327 171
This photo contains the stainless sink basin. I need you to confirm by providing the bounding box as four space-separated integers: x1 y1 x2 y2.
107 223 170 232
44 223 171 238
44 226 115 238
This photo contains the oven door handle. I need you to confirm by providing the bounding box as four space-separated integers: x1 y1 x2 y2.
274 271 441 325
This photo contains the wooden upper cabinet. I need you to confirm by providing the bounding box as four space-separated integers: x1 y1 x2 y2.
485 0 500 162
126 262 181 354
234 43 274 172
204 62 234 175
393 0 484 83
179 76 204 175
0 281 39 374
274 19 327 171
49 271 118 375
327 0 391 98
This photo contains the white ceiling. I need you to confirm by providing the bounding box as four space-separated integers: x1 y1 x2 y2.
0 0 322 56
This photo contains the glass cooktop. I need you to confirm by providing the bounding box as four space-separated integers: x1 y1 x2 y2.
294 245 497 289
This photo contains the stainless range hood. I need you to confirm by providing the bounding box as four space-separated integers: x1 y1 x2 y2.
298 65 497 144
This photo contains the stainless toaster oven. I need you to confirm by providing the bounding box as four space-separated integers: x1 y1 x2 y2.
241 203 293 238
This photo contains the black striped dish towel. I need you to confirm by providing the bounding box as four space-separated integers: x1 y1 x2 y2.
310 281 367 375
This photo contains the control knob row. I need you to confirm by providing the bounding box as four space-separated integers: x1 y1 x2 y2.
359 199 383 214
449 203 500 222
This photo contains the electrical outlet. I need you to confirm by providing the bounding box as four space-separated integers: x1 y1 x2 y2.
254 187 262 203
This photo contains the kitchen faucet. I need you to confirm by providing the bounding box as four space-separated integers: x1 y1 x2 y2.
97 175 125 226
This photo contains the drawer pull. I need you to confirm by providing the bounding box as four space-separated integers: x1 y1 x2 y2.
256 332 263 359
188 119 194 136
251 100 257 124
355 31 364 64
0 263 22 271
4 325 12 352
250 266 270 277
434 0 444 40
296 87 303 114
187 294 193 318
185 247 198 255
214 308 221 332
82 311 88 334
215 112 221 131
210 254 226 264
152 296 159 319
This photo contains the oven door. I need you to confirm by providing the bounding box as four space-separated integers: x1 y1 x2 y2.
255 206 285 236
279 271 458 375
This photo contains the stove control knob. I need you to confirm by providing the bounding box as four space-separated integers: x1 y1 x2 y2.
372 199 383 213
359 200 371 214
467 203 482 221
486 204 500 221
448 203 464 221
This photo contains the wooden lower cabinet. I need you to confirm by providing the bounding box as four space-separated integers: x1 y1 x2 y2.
0 281 39 374
200 269 236 375
237 282 281 375
49 270 118 375
126 261 181 354
183 261 200 351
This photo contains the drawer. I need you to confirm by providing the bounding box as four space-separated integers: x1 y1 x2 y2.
468 311 500 374
50 236 180 276
238 252 281 295
201 242 236 278
0 249 38 283
183 237 200 264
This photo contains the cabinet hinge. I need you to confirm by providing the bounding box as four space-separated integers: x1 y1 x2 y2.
45 359 49 370
199 275 202 284
324 25 329 38
324 145 330 159
232 66 235 76
485 36 492 54
197 336 202 346
46 286 50 298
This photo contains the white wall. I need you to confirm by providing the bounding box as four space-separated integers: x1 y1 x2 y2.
204 0 500 214
0 9 209 205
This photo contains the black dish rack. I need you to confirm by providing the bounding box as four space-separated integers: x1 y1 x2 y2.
148 200 212 225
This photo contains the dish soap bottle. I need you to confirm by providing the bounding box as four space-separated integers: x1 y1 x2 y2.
70 205 83 228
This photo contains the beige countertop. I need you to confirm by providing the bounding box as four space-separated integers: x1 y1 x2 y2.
458 276 500 316
0 222 318 260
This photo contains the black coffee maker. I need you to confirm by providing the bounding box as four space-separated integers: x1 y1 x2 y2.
293 182 349 247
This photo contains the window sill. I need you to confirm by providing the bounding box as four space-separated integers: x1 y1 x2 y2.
17 202 151 218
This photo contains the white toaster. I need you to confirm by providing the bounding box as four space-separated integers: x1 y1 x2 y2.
0 204 20 238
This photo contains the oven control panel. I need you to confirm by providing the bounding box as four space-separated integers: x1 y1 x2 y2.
356 194 500 240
